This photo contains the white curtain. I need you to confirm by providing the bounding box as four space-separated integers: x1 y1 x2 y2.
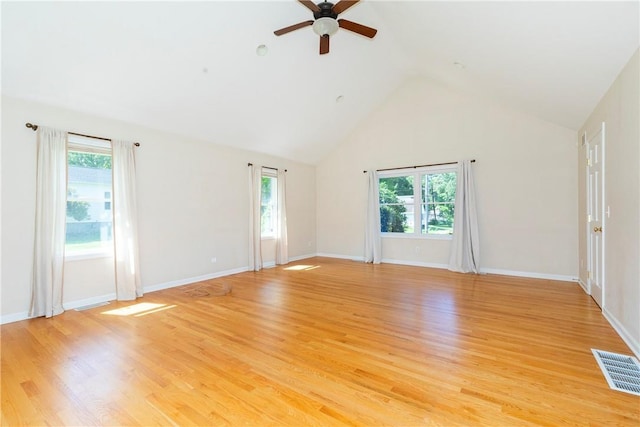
448 160 480 273
248 164 263 271
30 127 68 318
275 169 288 265
364 170 382 264
112 140 142 300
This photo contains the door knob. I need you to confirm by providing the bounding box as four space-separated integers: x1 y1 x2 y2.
593 226 602 232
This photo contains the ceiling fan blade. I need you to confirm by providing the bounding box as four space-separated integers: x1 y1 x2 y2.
332 0 359 15
338 19 377 38
274 20 314 36
298 0 320 13
319 35 329 55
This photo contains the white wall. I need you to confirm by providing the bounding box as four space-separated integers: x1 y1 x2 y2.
316 76 578 279
1 95 317 322
578 49 640 356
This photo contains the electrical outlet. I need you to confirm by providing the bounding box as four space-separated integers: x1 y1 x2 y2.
210 257 217 263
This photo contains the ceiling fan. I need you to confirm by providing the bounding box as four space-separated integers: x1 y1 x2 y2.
274 0 377 55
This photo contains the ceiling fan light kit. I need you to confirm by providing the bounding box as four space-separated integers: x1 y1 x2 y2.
274 0 377 55
313 17 339 36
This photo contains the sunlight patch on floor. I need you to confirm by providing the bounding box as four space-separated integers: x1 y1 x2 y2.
102 302 176 317
284 264 320 271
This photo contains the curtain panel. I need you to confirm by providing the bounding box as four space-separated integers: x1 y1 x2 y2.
112 140 142 300
30 127 68 318
448 160 480 273
248 164 263 271
275 169 289 265
364 170 382 264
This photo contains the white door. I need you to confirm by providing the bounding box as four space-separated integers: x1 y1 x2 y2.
586 123 605 308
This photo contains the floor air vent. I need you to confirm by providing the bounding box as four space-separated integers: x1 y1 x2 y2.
592 349 640 396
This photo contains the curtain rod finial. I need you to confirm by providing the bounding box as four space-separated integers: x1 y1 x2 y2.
26 123 38 131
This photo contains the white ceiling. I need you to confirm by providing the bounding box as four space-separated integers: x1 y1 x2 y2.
2 1 639 164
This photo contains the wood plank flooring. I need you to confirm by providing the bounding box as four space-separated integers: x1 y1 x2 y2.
2 257 638 426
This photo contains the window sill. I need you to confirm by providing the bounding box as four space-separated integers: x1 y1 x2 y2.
65 251 113 262
381 233 453 241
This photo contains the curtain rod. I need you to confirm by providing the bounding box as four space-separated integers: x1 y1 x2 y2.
363 159 475 173
247 162 287 172
25 123 141 147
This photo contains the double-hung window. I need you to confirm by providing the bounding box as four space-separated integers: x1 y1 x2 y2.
260 170 278 238
66 135 113 256
379 166 457 238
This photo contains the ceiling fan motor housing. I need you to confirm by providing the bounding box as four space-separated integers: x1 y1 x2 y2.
314 2 338 20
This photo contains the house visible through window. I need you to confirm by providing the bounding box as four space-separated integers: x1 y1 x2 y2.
379 167 457 236
104 191 111 210
66 135 113 255
261 171 277 238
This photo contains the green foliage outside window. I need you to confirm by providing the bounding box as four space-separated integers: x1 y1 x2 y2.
68 151 112 168
379 176 411 232
66 188 91 222
424 172 456 233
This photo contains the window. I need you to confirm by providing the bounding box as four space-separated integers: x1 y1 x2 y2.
379 167 457 237
261 171 278 238
104 191 111 210
66 136 113 255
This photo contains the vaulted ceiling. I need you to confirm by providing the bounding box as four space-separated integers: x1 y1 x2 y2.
2 1 638 164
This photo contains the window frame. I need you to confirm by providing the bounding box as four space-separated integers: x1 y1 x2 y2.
65 135 114 260
378 165 457 240
260 169 278 240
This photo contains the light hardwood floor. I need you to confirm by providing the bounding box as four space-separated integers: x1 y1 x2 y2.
2 257 638 426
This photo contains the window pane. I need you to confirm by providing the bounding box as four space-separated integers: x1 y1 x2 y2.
422 203 455 234
261 176 277 236
380 204 412 233
379 175 413 233
66 152 113 254
420 172 457 234
379 176 414 201
423 172 456 203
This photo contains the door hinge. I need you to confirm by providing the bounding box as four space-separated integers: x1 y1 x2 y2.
588 214 592 222
588 271 592 280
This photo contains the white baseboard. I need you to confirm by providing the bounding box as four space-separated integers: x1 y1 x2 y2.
382 258 449 270
0 311 32 325
577 278 589 294
603 308 640 360
316 253 578 282
64 293 117 310
0 293 119 325
479 267 578 283
143 266 249 293
316 252 365 262
1 266 250 325
289 253 317 262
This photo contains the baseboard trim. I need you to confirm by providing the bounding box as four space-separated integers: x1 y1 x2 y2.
316 253 577 282
143 266 249 293
1 293 120 325
603 308 640 360
577 278 589 294
382 258 449 270
479 267 577 283
0 311 32 325
65 293 117 311
1 266 251 325
0 256 580 325
316 252 365 262
289 253 317 262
